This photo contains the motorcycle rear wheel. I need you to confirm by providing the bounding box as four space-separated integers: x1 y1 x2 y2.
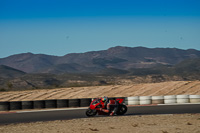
86 108 97 117
116 105 127 115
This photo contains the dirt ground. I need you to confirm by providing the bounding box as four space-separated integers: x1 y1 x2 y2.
0 114 200 133
0 81 200 101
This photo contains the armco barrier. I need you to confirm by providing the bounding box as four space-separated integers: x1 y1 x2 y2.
0 95 200 111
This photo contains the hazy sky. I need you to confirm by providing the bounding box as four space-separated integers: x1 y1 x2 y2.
0 0 200 58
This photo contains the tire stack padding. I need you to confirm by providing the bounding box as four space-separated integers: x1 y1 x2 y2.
139 96 152 105
125 96 139 105
80 98 91 107
164 95 176 104
33 100 45 109
1 95 200 111
189 95 200 103
68 99 80 107
152 96 164 104
22 101 33 109
56 99 68 108
176 95 189 103
0 102 9 111
45 100 57 108
9 101 22 110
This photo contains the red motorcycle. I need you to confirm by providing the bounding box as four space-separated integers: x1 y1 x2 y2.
86 98 127 117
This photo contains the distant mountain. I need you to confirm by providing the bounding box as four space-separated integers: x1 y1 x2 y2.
0 65 26 78
0 53 59 73
0 46 200 73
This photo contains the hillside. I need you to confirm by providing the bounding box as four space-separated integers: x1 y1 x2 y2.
0 47 200 91
0 81 200 101
0 46 200 73
0 65 26 78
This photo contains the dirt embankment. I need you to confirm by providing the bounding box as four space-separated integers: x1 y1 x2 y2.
0 114 200 133
0 81 200 101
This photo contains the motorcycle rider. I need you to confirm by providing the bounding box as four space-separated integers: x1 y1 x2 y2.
100 96 118 116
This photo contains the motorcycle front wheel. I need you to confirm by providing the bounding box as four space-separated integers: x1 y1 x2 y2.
85 108 97 117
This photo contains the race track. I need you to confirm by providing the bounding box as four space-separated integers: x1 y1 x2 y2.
0 104 200 125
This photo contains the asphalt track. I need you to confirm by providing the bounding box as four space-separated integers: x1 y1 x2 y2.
0 104 200 125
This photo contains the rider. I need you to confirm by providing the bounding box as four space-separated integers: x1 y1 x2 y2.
100 96 118 116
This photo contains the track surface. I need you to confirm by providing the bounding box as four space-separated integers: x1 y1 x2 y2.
0 104 200 125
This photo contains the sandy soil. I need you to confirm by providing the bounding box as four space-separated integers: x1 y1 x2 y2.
0 114 200 133
0 81 200 101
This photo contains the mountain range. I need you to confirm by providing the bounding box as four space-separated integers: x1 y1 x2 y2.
1 46 200 91
1 46 200 74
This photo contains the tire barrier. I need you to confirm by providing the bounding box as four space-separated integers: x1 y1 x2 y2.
139 96 152 105
80 98 91 107
0 102 9 111
33 100 45 109
56 99 68 108
68 99 80 107
45 100 57 108
164 95 177 104
22 101 33 110
189 95 200 103
125 96 139 105
0 95 200 111
152 96 164 104
176 95 189 103
9 101 22 110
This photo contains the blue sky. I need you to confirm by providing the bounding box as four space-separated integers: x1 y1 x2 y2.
0 0 200 58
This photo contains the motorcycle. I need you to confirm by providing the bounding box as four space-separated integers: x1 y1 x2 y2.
86 98 127 117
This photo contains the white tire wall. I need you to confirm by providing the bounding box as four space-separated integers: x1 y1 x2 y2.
164 99 177 104
125 96 139 105
164 95 176 99
176 95 189 103
127 100 140 105
189 95 200 98
139 100 152 105
139 96 152 105
189 95 200 103
152 96 164 104
176 95 189 99
164 95 176 104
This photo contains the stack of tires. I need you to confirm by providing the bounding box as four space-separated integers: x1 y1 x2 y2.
125 96 139 105
176 95 189 103
139 96 152 105
189 95 200 103
152 96 164 104
164 95 176 104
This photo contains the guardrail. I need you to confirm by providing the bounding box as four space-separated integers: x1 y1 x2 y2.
0 95 200 111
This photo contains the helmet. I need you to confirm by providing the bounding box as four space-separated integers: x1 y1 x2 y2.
102 96 108 102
